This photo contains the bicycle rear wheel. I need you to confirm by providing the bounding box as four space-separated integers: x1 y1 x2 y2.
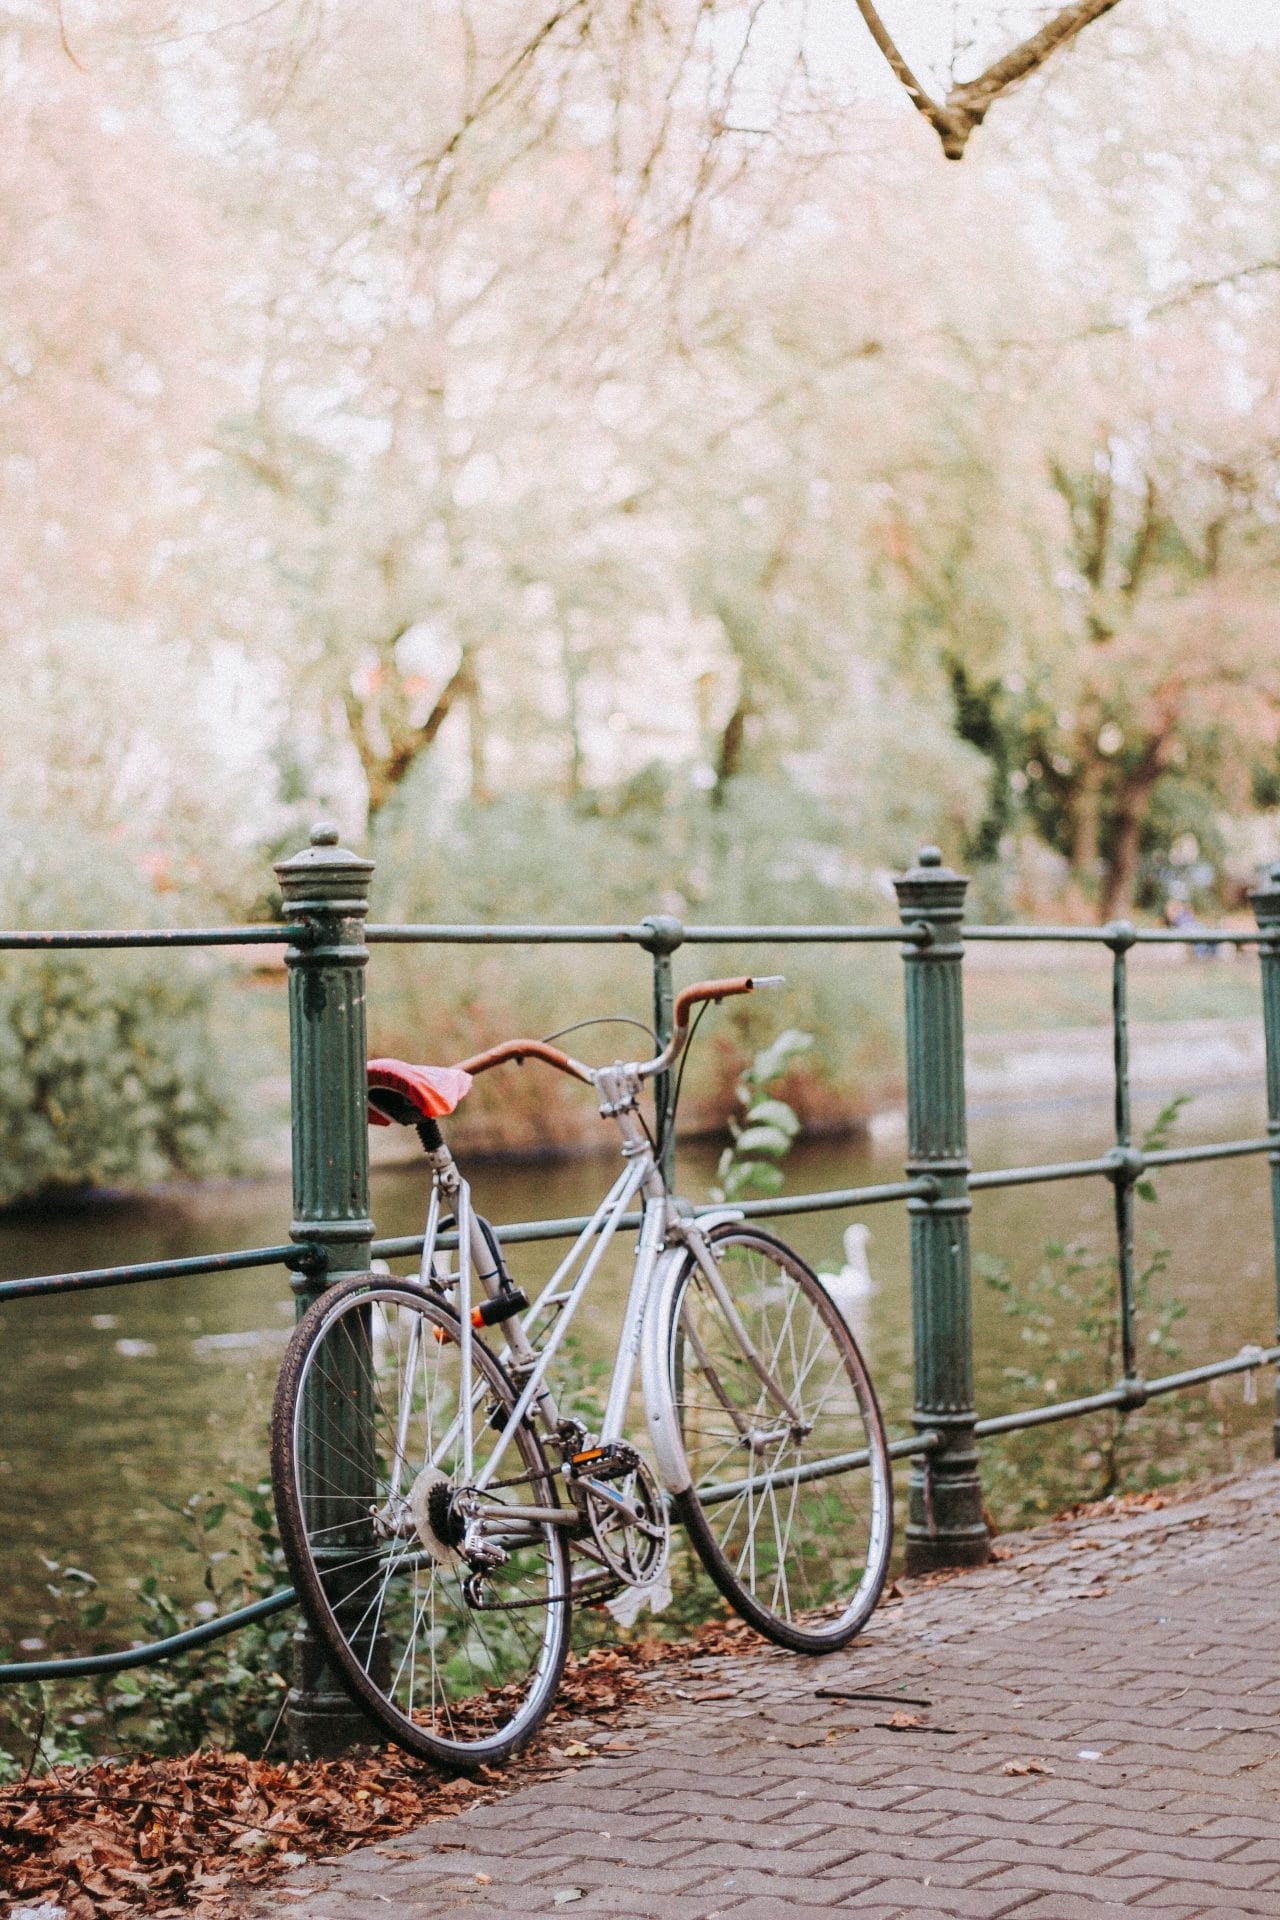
272 1275 570 1769
664 1224 892 1652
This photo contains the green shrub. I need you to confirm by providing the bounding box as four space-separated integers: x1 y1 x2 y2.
977 1099 1229 1528
0 821 243 1203
0 1481 293 1778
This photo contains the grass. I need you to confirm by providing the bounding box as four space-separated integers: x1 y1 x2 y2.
962 948 1262 1035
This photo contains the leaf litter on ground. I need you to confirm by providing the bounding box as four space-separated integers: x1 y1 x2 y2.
0 1619 758 1918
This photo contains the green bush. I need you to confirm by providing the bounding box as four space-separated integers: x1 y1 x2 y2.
977 1100 1230 1529
0 822 243 1203
0 1481 293 1779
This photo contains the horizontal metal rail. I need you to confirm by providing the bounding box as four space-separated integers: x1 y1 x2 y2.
695 1427 942 1507
969 1136 1274 1195
1147 1137 1274 1170
0 1589 298 1683
8 1139 1268 1301
966 924 1267 946
0 927 307 949
976 1344 1280 1439
365 920 1271 949
0 919 1262 952
368 1179 933 1263
0 1244 311 1304
365 922 927 946
970 1156 1116 1192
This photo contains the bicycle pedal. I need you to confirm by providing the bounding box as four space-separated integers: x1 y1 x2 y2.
568 1441 640 1483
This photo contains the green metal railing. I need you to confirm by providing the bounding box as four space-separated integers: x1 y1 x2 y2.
3 826 1280 1758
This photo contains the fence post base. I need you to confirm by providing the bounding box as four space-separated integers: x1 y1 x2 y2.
284 1620 377 1760
905 1430 990 1577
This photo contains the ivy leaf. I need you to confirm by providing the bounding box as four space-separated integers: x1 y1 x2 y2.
733 1124 794 1158
747 1028 813 1085
744 1098 800 1136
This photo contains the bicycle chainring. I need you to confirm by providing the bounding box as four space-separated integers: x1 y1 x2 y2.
582 1454 669 1587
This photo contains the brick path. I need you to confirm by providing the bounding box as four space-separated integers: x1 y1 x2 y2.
241 1464 1280 1919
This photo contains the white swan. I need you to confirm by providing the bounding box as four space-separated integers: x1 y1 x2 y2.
820 1223 874 1327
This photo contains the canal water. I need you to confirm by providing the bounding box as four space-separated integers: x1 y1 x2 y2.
1 1080 1274 1647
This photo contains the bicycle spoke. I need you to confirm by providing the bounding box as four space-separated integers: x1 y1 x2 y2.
669 1228 892 1651
274 1279 569 1767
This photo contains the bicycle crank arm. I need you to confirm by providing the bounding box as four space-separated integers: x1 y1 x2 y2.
475 1503 578 1529
579 1477 646 1522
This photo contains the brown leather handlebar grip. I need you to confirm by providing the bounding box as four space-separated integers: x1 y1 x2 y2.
672 976 755 1032
454 1038 590 1081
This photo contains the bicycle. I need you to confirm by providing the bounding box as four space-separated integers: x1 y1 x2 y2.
270 974 893 1769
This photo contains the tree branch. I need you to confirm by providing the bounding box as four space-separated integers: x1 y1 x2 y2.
849 0 938 124
853 0 1125 160
344 647 474 818
948 0 1125 122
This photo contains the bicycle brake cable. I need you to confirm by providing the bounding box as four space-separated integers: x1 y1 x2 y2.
655 997 710 1166
539 1014 658 1048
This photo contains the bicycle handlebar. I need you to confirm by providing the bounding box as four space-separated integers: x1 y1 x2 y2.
453 976 784 1088
637 974 784 1079
454 1038 594 1083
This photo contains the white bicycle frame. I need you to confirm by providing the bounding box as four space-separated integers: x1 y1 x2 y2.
415 1060 793 1531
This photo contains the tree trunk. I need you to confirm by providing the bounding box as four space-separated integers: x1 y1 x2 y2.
1098 767 1160 921
1070 754 1105 884
712 699 750 806
348 646 474 822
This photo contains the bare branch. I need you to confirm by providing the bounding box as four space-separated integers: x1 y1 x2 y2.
851 0 941 125
408 0 591 196
950 0 1124 117
854 0 1125 159
994 258 1280 352
347 648 475 818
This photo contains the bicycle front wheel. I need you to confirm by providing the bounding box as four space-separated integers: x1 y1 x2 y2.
665 1224 892 1652
272 1276 570 1769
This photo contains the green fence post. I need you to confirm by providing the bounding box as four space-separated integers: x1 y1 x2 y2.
641 914 684 1188
1250 860 1280 1459
894 846 990 1574
275 822 377 1758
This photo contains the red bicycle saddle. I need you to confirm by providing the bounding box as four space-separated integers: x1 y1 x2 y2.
367 1058 473 1127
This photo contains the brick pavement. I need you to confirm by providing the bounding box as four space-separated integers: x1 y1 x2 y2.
237 1464 1280 1919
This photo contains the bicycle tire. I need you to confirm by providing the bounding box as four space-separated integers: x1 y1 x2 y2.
272 1274 570 1769
664 1223 892 1652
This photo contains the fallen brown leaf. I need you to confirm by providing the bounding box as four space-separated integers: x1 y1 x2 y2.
1 1626 746 1915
